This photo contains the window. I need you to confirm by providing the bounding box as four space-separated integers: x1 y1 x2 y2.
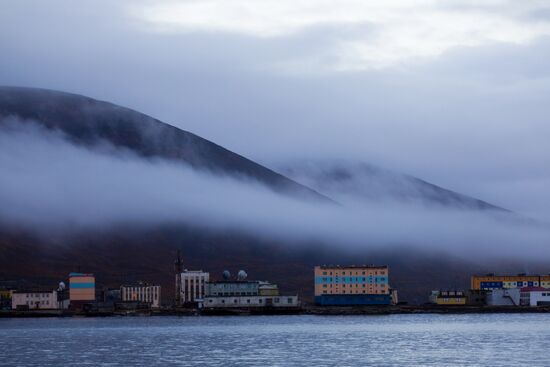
274 298 280 303
288 298 293 304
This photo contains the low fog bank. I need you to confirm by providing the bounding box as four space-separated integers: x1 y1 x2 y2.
279 160 507 212
1 120 549 259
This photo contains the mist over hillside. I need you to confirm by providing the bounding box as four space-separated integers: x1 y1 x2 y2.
280 160 508 211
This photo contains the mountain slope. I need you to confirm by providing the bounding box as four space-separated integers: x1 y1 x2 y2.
281 161 508 212
0 86 329 202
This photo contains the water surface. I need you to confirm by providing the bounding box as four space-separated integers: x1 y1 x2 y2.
1 314 549 366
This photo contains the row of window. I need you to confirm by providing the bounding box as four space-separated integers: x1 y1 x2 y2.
211 292 256 296
317 277 388 283
25 300 50 305
322 284 386 289
321 290 386 294
208 297 294 304
322 271 386 276
25 293 52 298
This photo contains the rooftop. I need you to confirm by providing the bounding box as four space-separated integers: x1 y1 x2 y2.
13 289 55 294
520 286 550 292
69 272 94 277
208 280 265 284
472 274 550 278
317 264 388 269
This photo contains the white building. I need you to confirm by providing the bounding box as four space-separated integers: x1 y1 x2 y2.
179 270 210 305
486 288 521 306
520 287 550 307
11 290 59 310
203 295 300 309
121 284 161 308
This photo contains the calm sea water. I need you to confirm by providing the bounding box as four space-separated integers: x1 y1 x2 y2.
1 314 550 366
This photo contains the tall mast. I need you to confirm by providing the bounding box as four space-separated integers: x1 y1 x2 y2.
174 250 183 307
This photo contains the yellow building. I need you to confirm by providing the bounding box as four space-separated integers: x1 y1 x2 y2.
430 290 466 305
471 274 550 290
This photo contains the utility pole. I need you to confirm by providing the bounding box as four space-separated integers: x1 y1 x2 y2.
174 250 183 307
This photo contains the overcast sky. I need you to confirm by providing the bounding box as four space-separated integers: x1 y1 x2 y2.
1 1 550 221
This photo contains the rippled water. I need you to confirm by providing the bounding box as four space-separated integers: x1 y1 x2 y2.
1 314 550 366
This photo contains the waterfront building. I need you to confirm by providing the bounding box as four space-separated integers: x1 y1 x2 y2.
202 272 299 309
471 274 550 290
203 294 299 308
519 287 550 307
174 250 210 306
179 270 210 305
121 283 161 308
429 290 466 305
11 290 58 310
69 273 96 308
486 288 520 306
314 265 392 306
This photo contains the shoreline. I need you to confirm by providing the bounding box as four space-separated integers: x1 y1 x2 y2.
2 305 550 318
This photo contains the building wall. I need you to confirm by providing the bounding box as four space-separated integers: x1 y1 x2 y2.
69 273 95 302
520 290 550 306
314 265 389 297
121 285 161 308
471 275 549 290
487 289 520 306
430 290 466 305
206 281 260 297
435 297 466 305
180 271 209 303
203 295 299 308
12 291 57 310
314 294 391 306
258 283 279 296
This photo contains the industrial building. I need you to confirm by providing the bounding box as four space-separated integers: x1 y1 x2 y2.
174 250 210 306
486 288 520 306
471 274 550 290
429 290 466 305
202 270 300 309
121 283 161 308
11 290 59 310
314 265 394 306
520 287 550 306
179 270 209 305
69 273 96 309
